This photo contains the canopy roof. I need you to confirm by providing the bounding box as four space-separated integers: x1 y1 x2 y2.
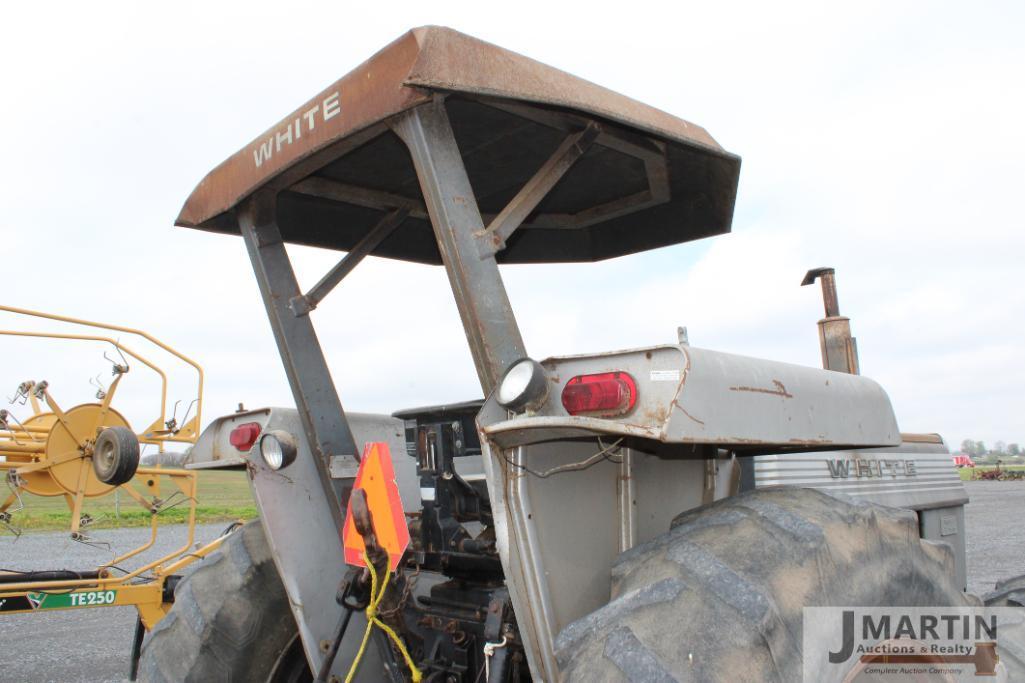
177 26 741 264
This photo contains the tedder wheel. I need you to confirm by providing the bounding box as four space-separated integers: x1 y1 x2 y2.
556 487 973 682
138 520 311 683
17 412 63 496
92 426 140 486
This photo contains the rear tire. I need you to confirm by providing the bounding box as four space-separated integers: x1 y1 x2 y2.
985 573 1025 607
985 574 1025 679
556 487 971 682
138 520 310 683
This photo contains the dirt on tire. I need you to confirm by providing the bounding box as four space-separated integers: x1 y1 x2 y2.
137 520 301 683
556 487 973 682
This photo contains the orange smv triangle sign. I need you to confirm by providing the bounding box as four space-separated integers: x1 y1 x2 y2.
342 442 410 571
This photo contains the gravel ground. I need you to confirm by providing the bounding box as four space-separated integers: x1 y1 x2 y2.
963 480 1025 596
1 482 1022 682
0 523 230 683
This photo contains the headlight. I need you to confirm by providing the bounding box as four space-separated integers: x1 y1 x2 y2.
497 358 549 412
259 430 298 470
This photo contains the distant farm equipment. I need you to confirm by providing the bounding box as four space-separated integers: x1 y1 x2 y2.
973 461 1025 481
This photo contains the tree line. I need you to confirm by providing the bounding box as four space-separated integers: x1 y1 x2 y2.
959 440 1022 457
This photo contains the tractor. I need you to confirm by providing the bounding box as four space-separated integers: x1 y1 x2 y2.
136 26 1021 682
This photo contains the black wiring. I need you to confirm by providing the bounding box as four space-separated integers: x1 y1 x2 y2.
104 564 143 576
0 570 92 596
500 438 624 478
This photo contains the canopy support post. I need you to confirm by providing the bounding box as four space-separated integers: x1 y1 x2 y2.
393 100 527 395
238 191 358 534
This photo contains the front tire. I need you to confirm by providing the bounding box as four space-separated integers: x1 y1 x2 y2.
556 487 972 682
138 521 310 683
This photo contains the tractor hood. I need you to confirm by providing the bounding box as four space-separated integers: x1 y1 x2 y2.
479 345 901 453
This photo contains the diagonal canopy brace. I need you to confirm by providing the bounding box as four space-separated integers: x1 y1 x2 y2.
477 121 601 256
289 208 410 317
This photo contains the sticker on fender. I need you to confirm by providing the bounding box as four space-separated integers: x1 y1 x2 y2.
25 590 117 609
342 442 410 571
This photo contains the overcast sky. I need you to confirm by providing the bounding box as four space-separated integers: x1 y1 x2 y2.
1 1 1021 451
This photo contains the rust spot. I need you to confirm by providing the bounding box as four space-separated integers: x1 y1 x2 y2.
673 401 705 426
642 404 669 424
664 350 693 431
729 379 793 399
645 351 653 360
699 437 767 445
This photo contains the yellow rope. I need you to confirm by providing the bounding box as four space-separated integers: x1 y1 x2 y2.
345 555 423 683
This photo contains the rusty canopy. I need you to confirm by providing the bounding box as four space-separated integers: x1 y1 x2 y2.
177 26 741 263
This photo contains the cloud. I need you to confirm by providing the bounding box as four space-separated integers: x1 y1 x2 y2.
0 0 1021 450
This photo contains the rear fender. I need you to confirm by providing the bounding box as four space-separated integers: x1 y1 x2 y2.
473 343 925 680
187 407 415 679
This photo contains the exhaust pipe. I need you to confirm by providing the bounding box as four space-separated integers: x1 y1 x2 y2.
801 267 860 374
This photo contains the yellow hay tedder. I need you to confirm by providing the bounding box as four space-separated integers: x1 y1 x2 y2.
0 305 231 667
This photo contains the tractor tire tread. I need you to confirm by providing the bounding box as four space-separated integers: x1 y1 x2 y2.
556 487 971 683
138 520 295 683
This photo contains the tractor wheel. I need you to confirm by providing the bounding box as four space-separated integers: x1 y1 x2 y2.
556 487 972 682
92 426 140 485
138 520 310 683
985 574 1025 678
986 573 1025 607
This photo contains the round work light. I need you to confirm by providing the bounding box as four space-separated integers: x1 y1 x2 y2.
259 430 298 470
497 358 549 413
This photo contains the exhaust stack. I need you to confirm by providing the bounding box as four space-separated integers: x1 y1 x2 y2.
801 267 860 374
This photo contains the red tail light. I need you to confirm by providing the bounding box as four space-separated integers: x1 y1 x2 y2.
561 372 637 417
229 422 262 452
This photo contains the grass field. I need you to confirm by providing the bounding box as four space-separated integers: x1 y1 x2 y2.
7 464 1016 530
958 465 1025 481
8 470 257 532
